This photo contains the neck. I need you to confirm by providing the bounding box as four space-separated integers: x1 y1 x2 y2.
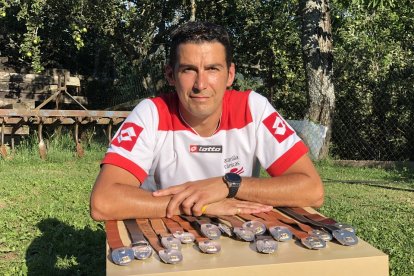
179 108 221 137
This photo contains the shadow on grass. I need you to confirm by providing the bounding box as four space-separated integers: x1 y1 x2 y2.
324 178 414 192
25 218 105 276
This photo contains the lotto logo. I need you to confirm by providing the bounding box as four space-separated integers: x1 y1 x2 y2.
190 145 223 153
262 112 294 143
112 122 143 151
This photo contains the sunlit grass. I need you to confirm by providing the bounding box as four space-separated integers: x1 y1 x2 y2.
0 137 413 275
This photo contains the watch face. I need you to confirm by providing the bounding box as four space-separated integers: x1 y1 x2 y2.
225 172 241 183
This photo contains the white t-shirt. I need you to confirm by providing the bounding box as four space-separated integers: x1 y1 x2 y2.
102 90 308 191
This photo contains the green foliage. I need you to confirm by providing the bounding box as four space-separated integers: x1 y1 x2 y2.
331 0 414 160
1 0 413 160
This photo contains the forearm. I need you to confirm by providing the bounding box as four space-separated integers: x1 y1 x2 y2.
90 184 175 220
236 173 324 207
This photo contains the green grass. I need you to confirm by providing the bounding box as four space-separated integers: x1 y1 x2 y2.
0 141 413 275
0 133 108 275
316 161 414 276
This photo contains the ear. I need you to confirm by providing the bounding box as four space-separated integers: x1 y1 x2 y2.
226 63 236 87
164 65 175 86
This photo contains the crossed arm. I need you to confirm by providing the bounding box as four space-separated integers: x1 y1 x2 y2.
89 154 324 221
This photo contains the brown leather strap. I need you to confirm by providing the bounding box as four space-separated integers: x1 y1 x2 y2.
266 210 314 233
124 219 146 244
149 218 170 237
105 220 124 250
136 219 164 252
179 215 199 224
291 207 337 224
238 213 279 232
252 212 309 239
170 215 208 243
238 213 270 227
161 217 184 234
216 215 244 228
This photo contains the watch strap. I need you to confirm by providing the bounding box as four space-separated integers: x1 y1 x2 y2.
227 186 238 198
224 174 241 198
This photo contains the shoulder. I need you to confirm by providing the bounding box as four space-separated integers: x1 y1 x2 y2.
145 93 185 131
220 90 252 129
149 93 178 112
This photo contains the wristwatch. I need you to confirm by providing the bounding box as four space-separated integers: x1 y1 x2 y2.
223 172 242 198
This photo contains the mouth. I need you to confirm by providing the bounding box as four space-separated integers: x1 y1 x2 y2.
190 95 210 101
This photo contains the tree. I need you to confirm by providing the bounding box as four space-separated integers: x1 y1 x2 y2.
298 0 335 160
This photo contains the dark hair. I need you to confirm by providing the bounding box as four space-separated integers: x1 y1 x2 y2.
168 21 233 68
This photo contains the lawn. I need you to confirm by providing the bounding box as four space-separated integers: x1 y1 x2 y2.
0 143 413 275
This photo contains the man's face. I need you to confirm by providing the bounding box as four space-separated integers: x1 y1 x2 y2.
166 42 235 122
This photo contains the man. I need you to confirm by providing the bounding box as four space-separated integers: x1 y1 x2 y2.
90 21 323 221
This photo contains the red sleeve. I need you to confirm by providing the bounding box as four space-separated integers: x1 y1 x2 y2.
101 152 148 184
266 141 309 176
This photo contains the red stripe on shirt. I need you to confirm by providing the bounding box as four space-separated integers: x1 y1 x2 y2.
101 152 148 184
266 141 309 176
151 90 253 132
151 93 195 133
218 90 253 131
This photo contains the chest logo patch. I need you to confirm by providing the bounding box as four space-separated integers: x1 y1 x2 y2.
112 122 143 151
190 145 223 153
263 112 294 143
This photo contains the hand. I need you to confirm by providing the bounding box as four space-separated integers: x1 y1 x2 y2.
152 177 228 218
202 198 273 216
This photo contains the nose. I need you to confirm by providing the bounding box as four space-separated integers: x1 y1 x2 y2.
193 71 207 93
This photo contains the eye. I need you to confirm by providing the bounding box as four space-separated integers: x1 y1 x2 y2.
182 67 196 73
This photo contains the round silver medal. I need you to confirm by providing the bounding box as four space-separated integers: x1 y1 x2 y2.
301 236 326 250
269 226 292 241
256 238 278 254
159 248 183 264
218 223 233 237
173 231 195 244
111 247 135 265
332 230 358 246
334 223 356 233
200 223 221 240
242 221 267 235
198 240 221 254
310 229 333 241
233 227 255 242
131 241 152 260
161 236 182 251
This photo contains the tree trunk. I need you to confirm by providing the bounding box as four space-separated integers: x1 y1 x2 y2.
299 0 335 160
190 0 196 22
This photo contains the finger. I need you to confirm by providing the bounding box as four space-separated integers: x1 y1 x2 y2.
180 194 202 216
235 204 273 215
191 201 207 216
166 189 195 217
153 185 187 197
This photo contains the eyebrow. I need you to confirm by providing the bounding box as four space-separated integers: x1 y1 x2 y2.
177 63 225 70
